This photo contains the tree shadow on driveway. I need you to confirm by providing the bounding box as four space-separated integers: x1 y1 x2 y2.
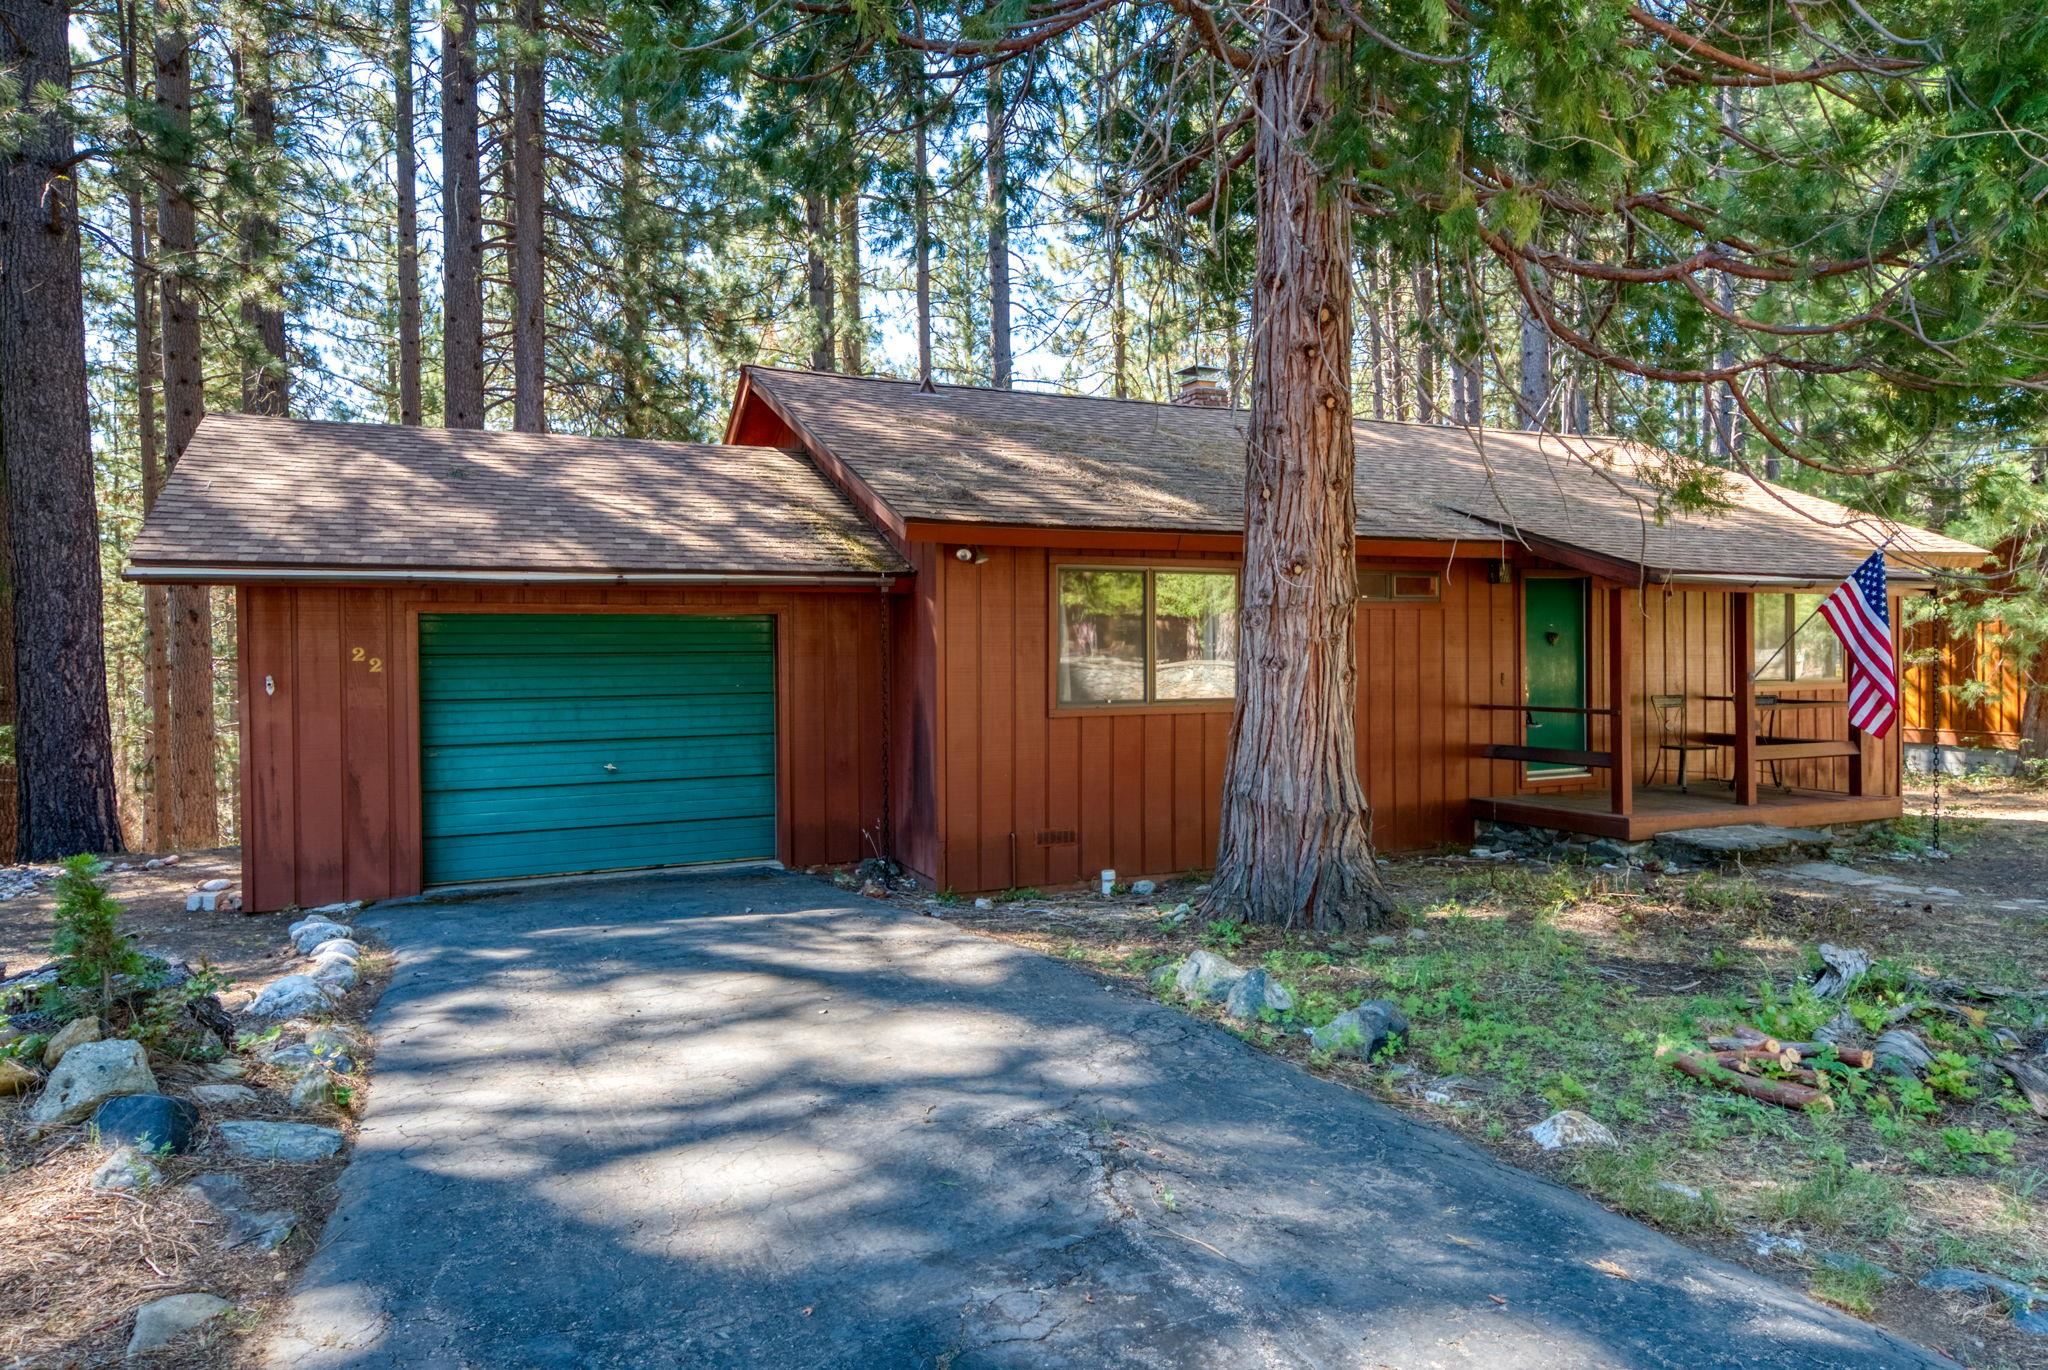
264 870 1949 1369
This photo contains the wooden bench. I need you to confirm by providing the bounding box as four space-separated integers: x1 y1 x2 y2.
1697 734 1860 761
1480 744 1615 770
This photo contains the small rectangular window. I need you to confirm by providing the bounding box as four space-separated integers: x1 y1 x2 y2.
1153 571 1238 700
1359 570 1439 602
1754 593 1844 682
1057 566 1239 707
1057 569 1146 704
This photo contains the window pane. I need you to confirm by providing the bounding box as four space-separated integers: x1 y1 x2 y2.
1057 569 1146 704
1793 593 1844 681
1152 572 1238 700
1358 571 1392 601
1754 595 1792 678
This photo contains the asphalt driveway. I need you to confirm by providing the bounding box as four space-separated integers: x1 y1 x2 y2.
266 871 1946 1369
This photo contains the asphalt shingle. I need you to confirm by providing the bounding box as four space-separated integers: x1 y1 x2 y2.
745 367 1985 580
128 414 909 578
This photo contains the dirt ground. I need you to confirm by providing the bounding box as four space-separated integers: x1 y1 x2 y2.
0 851 296 995
935 779 2048 1370
0 852 388 1369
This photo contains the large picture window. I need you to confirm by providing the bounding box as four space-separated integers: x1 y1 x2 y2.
1754 592 1844 683
1057 566 1238 706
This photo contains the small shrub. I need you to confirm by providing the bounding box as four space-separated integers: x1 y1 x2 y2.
46 855 147 1021
1940 1126 2018 1170
1925 1051 1981 1102
1201 919 1247 952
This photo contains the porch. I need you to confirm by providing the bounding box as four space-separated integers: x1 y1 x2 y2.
1469 783 1903 842
1468 582 1899 843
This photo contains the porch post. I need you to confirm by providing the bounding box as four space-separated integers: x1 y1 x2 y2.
1732 591 1758 806
1609 584 1634 818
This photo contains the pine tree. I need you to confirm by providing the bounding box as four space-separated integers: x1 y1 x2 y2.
1 0 126 859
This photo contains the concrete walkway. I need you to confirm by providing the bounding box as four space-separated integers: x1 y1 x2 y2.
266 872 1946 1369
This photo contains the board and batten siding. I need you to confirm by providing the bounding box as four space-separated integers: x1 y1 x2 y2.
912 549 1903 891
236 583 888 912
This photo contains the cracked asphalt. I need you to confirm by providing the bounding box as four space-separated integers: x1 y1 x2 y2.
264 870 1948 1369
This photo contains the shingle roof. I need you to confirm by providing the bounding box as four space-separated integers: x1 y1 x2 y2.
744 367 1986 581
128 414 909 579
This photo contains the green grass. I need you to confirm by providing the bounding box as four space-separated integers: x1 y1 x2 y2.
1811 1259 1889 1315
1569 1144 1724 1233
1758 1157 1907 1240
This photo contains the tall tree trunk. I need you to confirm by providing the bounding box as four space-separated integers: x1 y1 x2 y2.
913 111 932 388
804 190 835 371
441 0 484 428
155 10 220 850
1410 262 1438 424
838 192 863 373
1206 0 1389 930
2 0 125 858
123 0 172 850
235 24 287 415
1363 251 1385 421
618 96 651 436
986 66 1012 388
394 0 423 424
1517 300 1549 430
509 0 545 431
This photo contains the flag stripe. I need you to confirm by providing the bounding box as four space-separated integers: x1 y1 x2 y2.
1814 551 1897 740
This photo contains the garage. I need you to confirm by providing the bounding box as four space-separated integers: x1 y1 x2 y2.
418 612 778 884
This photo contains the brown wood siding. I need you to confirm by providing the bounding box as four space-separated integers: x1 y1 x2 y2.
239 583 891 912
920 551 1904 890
1903 611 2023 749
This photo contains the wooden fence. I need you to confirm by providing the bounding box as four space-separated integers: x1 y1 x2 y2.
1902 615 2025 749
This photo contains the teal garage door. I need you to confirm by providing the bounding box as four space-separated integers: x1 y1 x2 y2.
419 613 776 884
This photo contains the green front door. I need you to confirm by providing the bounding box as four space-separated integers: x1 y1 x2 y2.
1523 579 1587 775
419 613 776 884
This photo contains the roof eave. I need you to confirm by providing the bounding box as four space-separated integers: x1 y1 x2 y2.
123 562 911 588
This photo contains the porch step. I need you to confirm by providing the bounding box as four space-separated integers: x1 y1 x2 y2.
1651 824 1835 867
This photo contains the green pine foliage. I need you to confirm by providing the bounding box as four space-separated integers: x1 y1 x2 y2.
47 855 148 1020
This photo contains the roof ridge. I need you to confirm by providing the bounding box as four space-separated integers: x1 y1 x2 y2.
742 364 1637 443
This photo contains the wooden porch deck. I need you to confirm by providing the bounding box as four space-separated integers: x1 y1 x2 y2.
1470 784 1902 841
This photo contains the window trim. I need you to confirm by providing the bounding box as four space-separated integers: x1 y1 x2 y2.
1358 567 1441 603
1049 558 1242 717
1753 591 1846 686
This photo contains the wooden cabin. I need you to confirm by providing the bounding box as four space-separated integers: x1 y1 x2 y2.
127 368 1987 910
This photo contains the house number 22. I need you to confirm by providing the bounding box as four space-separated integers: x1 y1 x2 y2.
351 647 383 673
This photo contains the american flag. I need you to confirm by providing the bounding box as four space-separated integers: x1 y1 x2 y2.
1817 550 1897 737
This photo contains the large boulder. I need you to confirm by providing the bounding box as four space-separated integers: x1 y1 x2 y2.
42 1014 102 1068
1310 999 1409 1060
183 1173 296 1252
1652 824 1832 867
126 1293 232 1359
1223 969 1295 1021
186 1083 260 1109
29 1038 157 1124
244 975 338 1022
307 937 362 963
288 921 352 955
1173 950 1248 1002
215 1120 344 1163
309 955 361 993
1525 1109 1618 1151
0 1056 38 1096
267 1026 359 1077
91 1145 163 1194
92 1093 201 1155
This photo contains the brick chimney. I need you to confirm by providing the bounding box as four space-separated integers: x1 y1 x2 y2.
1171 363 1229 407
